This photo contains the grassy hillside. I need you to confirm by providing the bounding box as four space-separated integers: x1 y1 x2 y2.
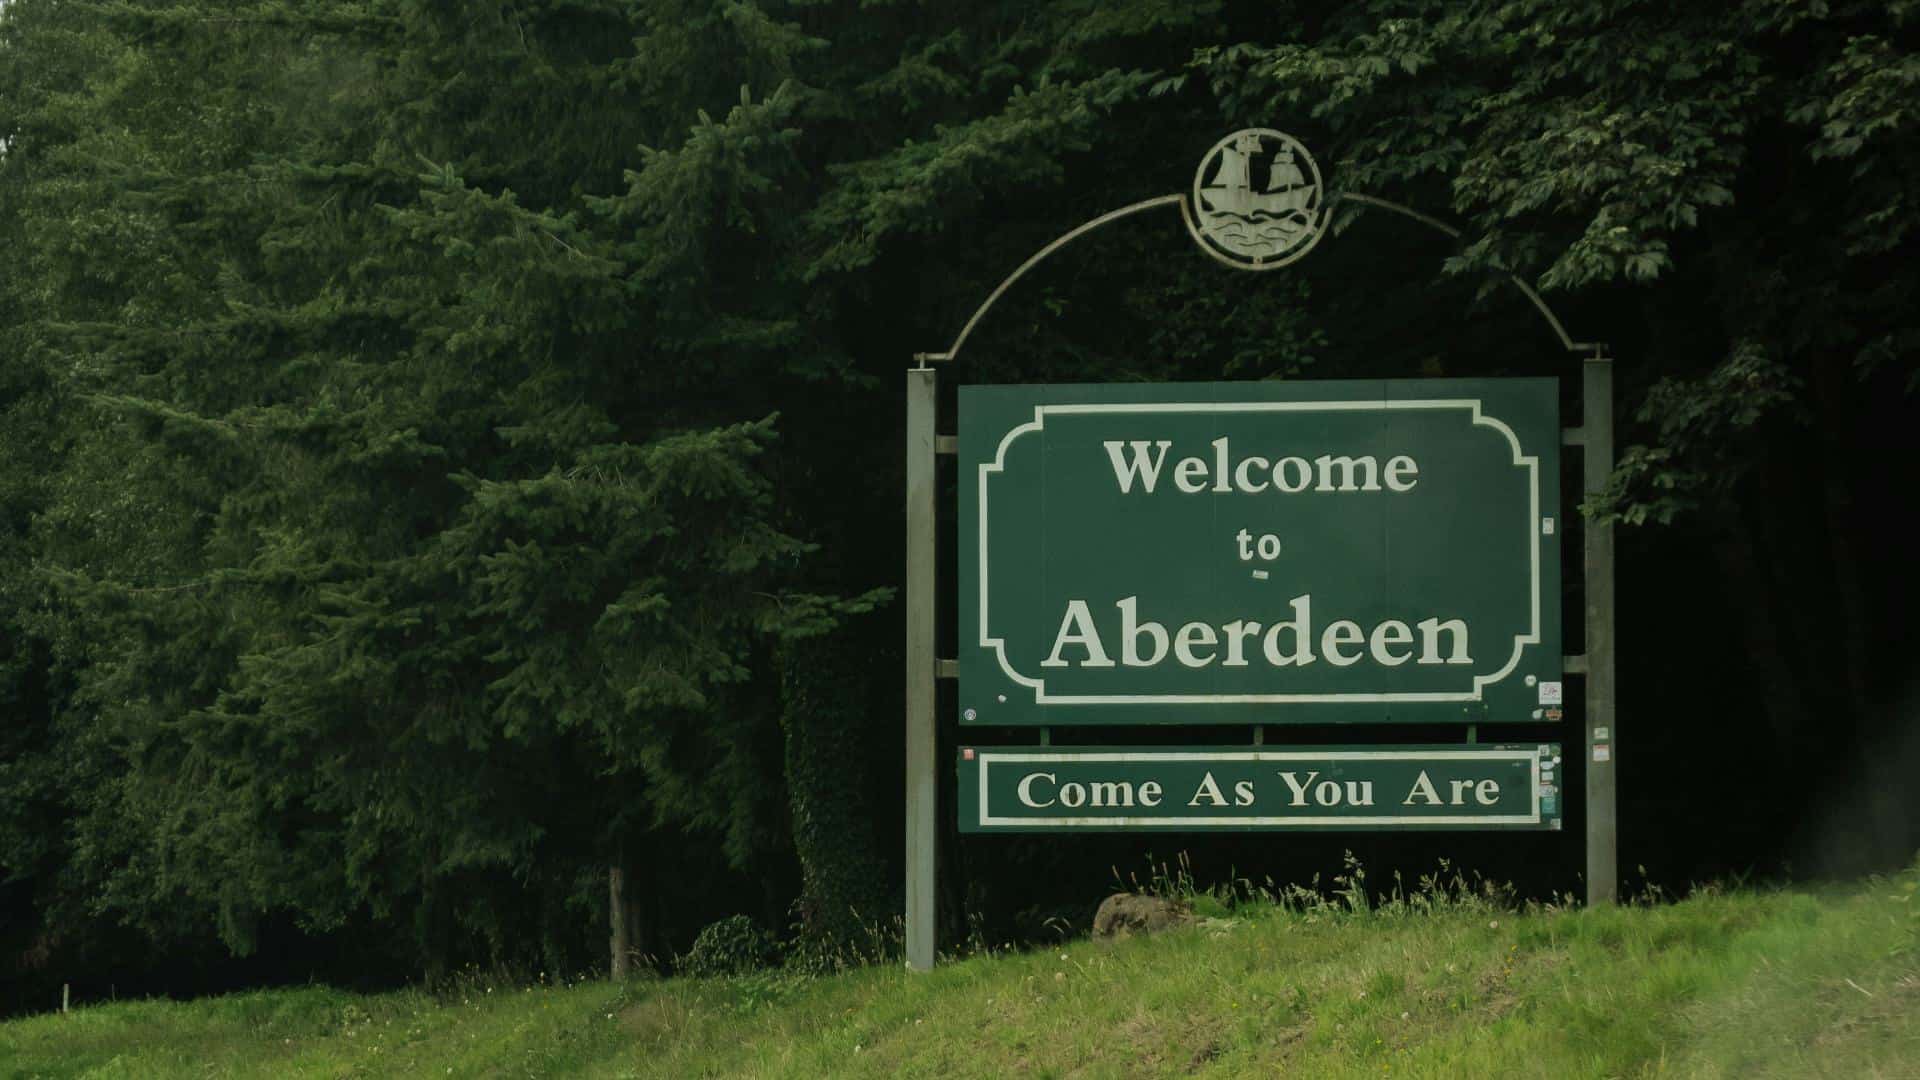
4 860 1916 1078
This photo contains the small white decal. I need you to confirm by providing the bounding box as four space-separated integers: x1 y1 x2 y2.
1542 517 1556 535
1538 681 1563 705
1592 745 1611 763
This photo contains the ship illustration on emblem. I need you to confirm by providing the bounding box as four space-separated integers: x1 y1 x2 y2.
1185 128 1328 270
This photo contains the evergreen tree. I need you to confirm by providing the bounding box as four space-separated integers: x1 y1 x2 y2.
2 0 1914 1004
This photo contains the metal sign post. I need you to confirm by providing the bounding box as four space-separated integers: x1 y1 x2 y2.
1583 356 1617 905
904 366 938 971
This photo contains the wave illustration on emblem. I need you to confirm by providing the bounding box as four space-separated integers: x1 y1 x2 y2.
1187 129 1327 269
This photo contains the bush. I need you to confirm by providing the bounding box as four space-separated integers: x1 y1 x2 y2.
678 915 778 978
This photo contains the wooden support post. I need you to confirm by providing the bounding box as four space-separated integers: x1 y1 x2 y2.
905 368 938 970
1583 355 1618 906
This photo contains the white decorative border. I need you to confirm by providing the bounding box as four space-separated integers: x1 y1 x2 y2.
978 400 1541 704
976 749 1543 827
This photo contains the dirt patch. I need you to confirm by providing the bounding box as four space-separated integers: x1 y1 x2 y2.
619 996 694 1048
1185 1036 1221 1070
1113 1006 1168 1071
1111 1003 1234 1075
1461 945 1569 1023
1810 967 1920 1050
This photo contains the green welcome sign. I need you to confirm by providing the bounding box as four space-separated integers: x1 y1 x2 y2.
957 745 1562 831
957 380 1561 726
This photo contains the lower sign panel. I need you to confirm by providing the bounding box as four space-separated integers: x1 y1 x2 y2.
958 746 1562 832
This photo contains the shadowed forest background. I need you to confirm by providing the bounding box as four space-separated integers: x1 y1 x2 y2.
1 0 1916 1016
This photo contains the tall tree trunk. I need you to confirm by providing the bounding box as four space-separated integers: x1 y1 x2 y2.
779 635 891 963
418 876 450 987
609 839 649 976
609 862 629 980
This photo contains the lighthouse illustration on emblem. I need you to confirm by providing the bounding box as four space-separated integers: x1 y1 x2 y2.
1186 128 1328 270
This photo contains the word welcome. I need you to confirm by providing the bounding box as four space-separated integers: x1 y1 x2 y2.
1104 438 1420 495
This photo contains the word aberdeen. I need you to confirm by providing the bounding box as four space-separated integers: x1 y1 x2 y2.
1042 594 1471 670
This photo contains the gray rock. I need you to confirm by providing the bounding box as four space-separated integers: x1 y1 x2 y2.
1092 893 1193 939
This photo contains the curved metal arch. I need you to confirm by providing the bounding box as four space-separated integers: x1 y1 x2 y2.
1335 192 1597 355
915 195 1182 368
915 190 1600 368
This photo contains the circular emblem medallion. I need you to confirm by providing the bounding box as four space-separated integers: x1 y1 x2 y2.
1184 128 1328 270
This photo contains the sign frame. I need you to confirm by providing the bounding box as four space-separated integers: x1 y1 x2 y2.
958 744 1563 832
957 378 1562 726
901 128 1618 970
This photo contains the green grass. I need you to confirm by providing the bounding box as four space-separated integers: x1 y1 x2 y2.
4 860 1916 1078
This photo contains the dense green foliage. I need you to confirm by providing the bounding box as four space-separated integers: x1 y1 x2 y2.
677 913 778 978
777 633 892 970
1 0 1915 1013
1190 0 1919 519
